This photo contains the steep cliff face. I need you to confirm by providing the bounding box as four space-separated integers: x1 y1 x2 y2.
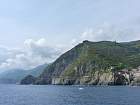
35 41 86 84
33 40 140 85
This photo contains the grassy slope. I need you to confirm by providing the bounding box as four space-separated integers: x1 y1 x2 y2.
39 40 140 81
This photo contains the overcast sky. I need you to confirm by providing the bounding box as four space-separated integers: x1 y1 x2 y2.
0 0 140 71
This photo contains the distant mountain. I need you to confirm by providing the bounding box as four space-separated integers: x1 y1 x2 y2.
28 64 48 77
24 40 140 85
0 63 47 84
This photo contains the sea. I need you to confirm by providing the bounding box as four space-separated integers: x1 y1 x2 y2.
0 85 140 105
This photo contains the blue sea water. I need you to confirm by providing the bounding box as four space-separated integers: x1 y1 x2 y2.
0 85 140 105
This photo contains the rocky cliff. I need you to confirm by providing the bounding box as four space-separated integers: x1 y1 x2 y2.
21 40 140 85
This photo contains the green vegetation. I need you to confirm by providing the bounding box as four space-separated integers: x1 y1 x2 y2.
34 40 140 85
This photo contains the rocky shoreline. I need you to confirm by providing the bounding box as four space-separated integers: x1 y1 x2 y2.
21 67 140 86
51 69 140 86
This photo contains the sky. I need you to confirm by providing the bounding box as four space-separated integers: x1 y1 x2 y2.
0 0 140 71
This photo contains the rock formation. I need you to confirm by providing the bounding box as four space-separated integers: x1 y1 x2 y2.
20 40 140 85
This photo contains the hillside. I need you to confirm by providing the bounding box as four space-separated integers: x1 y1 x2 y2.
0 64 47 84
22 40 140 85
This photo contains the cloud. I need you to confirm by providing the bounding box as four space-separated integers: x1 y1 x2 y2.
72 24 139 45
0 38 62 72
0 24 139 72
67 24 140 52
24 38 61 59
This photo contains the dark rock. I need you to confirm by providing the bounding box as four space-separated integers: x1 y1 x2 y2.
20 75 36 85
